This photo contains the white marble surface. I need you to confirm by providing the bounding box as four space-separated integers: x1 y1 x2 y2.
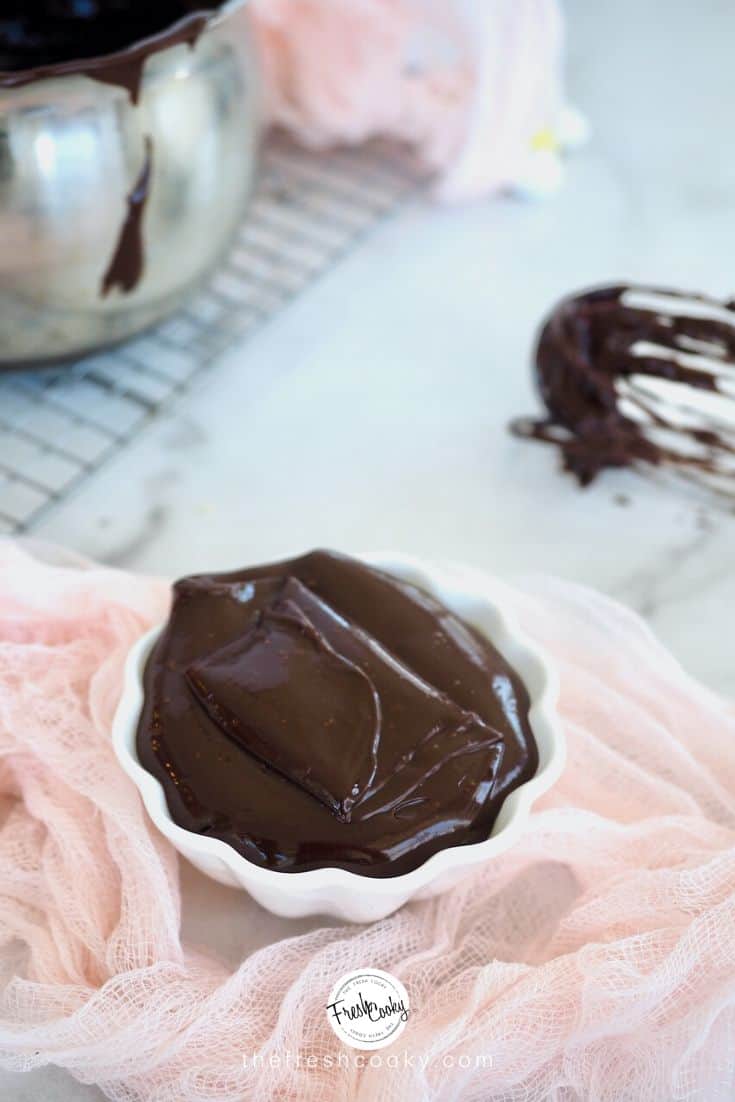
5 0 735 1097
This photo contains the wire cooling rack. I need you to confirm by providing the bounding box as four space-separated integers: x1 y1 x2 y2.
0 136 424 535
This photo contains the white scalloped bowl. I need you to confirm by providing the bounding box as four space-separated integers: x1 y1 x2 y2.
112 553 565 922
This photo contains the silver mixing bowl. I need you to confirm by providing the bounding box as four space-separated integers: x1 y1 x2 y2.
0 1 260 367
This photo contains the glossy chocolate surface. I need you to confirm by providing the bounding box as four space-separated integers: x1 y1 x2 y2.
0 2 220 101
0 2 219 70
137 551 538 876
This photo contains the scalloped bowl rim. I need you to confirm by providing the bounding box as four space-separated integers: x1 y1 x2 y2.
112 552 565 906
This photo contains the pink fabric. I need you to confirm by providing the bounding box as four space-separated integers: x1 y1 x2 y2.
250 0 565 199
0 540 734 1101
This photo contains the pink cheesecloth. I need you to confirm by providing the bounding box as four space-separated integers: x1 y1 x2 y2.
0 540 733 1101
249 0 568 200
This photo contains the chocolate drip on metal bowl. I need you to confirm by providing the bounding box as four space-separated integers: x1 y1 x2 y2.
136 551 538 877
101 137 154 297
511 285 735 497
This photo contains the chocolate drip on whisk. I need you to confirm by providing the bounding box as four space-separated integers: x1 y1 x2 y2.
511 284 735 496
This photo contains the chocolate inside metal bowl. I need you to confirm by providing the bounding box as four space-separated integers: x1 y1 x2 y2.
0 0 259 368
0 2 222 74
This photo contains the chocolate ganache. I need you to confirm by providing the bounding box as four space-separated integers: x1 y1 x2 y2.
137 551 538 876
0 2 220 71
0 2 222 102
512 285 735 495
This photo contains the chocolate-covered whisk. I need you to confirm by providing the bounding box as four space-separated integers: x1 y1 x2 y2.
512 284 735 497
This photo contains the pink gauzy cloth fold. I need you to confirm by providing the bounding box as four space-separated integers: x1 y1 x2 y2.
0 540 734 1101
249 0 565 200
